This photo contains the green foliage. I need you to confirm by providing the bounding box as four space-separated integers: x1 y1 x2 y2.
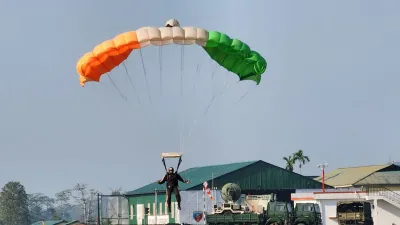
283 156 295 172
292 149 310 174
0 181 100 224
28 193 57 222
283 149 311 174
55 189 72 220
0 181 30 225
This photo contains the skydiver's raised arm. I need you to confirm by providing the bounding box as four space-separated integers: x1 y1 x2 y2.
157 173 167 184
177 173 190 184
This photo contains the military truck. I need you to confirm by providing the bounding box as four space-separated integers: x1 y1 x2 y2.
293 202 322 225
336 201 373 225
205 183 294 225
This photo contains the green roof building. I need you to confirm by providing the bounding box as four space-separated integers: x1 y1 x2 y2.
31 220 80 225
124 160 327 225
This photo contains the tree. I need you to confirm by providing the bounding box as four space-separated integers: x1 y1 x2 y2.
109 187 124 195
27 193 56 222
55 189 72 220
283 156 295 172
0 181 30 225
292 149 310 174
70 183 98 224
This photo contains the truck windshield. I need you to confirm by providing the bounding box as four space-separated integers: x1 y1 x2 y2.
314 204 321 213
276 204 287 212
304 204 314 212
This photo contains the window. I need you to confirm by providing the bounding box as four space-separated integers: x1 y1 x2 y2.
287 203 293 213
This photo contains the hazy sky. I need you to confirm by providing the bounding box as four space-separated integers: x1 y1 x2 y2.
1 0 399 197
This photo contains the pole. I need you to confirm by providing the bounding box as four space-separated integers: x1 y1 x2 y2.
97 193 100 225
203 185 206 224
322 168 325 192
317 163 328 192
155 189 158 224
211 173 214 206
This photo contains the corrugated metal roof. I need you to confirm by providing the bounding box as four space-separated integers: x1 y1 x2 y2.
126 160 258 195
314 164 391 187
64 220 80 225
354 171 400 185
31 220 66 225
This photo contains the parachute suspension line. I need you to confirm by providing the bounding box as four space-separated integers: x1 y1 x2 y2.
193 64 200 95
211 64 219 80
179 45 185 153
139 48 152 104
107 73 127 101
203 65 224 116
236 83 257 105
159 46 163 96
203 96 215 116
180 45 185 98
203 75 237 117
184 64 202 148
122 62 140 104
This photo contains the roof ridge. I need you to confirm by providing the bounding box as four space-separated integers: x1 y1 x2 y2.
335 164 390 169
184 160 259 169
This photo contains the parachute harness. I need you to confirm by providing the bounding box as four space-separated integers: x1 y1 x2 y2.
161 152 183 173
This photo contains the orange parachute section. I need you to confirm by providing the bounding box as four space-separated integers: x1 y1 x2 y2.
76 31 140 86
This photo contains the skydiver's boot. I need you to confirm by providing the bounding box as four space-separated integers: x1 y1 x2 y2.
168 206 171 213
176 194 181 210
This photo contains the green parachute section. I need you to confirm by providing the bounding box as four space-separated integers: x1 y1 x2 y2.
203 31 267 85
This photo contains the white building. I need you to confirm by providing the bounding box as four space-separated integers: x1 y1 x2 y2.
293 163 400 225
292 188 400 225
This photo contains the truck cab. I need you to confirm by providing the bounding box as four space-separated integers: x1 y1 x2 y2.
264 201 293 225
294 203 322 225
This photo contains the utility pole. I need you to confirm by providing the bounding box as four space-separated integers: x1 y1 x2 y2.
317 163 328 192
97 193 100 225
155 189 158 224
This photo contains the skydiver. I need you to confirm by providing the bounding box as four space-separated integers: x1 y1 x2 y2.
156 167 190 213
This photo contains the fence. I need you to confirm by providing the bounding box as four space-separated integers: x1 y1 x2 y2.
97 191 220 225
99 194 129 225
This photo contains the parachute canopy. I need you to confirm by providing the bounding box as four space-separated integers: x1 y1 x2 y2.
76 19 267 86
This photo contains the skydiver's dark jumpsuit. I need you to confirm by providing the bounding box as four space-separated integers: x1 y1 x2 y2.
157 168 187 212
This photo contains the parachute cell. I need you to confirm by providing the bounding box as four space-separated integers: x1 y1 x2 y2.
203 31 266 84
76 22 267 86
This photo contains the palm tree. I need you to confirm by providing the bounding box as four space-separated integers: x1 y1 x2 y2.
293 149 310 174
283 156 296 172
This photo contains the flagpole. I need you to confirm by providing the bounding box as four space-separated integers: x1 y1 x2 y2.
203 183 206 224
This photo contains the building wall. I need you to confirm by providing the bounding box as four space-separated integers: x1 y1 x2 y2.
291 190 400 225
179 190 222 224
196 161 324 190
127 190 220 225
318 199 339 225
127 193 179 225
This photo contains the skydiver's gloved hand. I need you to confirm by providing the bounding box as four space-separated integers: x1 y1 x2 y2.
156 180 161 184
185 180 190 184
